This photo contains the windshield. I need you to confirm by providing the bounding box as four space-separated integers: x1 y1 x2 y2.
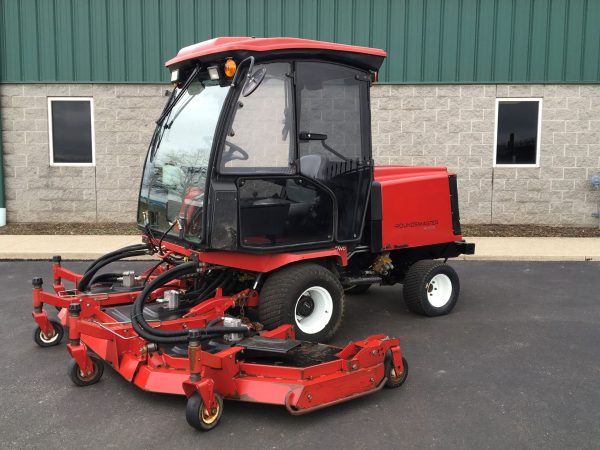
138 80 230 243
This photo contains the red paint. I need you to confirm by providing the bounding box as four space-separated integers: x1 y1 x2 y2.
166 36 386 67
156 239 348 272
375 165 462 249
33 272 406 419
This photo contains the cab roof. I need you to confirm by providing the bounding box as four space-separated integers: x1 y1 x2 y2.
166 37 387 72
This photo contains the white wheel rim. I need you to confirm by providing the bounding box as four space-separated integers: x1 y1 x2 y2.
426 274 453 308
294 286 333 335
39 329 59 344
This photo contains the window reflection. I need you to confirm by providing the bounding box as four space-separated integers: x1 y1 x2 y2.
496 100 540 165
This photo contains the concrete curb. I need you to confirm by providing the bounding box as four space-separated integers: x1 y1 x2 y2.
459 237 600 262
0 235 598 261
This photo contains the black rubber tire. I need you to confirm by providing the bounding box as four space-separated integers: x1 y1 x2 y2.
68 353 104 387
258 262 344 343
384 353 408 389
403 260 460 316
186 393 224 432
344 284 371 295
33 319 64 347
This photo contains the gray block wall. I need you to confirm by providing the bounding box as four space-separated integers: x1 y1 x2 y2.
371 84 600 226
0 84 164 222
1 83 599 225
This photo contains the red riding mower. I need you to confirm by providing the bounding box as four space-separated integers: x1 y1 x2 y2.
31 37 474 431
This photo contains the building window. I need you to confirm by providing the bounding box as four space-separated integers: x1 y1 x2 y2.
48 98 95 165
494 98 541 167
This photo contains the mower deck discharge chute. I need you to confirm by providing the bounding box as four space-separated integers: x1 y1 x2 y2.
31 37 475 430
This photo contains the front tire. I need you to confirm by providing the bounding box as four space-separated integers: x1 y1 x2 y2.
403 260 460 316
258 262 344 342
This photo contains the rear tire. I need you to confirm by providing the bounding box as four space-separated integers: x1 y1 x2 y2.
258 262 344 343
344 284 371 295
403 260 460 316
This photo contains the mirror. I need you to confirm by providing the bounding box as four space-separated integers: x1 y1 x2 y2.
242 66 267 97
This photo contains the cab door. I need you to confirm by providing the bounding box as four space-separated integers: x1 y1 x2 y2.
295 61 373 243
210 61 335 250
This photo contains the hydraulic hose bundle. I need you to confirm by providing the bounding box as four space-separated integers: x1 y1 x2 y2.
129 262 249 344
78 243 186 291
78 244 149 292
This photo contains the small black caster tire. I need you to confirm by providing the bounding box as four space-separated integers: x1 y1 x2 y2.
33 320 64 347
384 353 408 389
344 284 371 295
186 393 224 431
68 354 104 387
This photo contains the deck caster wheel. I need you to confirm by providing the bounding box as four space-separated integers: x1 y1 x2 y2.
403 260 460 316
186 393 224 431
33 319 64 347
384 353 408 389
68 354 104 387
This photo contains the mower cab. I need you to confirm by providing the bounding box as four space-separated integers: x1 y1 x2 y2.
138 37 384 253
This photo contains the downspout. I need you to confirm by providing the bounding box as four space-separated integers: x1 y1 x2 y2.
0 98 5 226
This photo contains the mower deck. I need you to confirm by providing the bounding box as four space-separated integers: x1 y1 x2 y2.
31 260 407 430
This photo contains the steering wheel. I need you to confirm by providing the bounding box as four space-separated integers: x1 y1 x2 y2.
222 141 249 164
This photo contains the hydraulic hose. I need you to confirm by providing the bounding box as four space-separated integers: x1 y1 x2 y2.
175 271 230 306
77 249 149 292
89 272 122 285
84 244 149 274
141 260 165 286
130 263 248 343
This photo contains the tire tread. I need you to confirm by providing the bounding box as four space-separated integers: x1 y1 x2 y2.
403 260 459 316
258 262 344 342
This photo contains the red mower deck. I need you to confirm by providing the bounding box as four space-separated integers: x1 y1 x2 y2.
32 260 407 431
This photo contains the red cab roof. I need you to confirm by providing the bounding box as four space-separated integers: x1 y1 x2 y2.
166 36 387 68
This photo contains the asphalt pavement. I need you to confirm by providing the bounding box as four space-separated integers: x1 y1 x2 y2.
1 260 599 449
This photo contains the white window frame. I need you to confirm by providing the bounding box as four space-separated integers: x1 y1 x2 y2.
48 97 95 167
493 97 542 168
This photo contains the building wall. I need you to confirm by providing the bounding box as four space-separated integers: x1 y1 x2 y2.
3 0 600 85
0 84 164 222
1 82 599 225
371 83 600 226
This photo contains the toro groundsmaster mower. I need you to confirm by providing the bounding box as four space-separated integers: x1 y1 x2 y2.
31 37 474 430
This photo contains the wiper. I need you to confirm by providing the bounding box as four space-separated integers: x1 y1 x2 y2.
164 91 196 129
147 90 176 162
156 64 201 127
149 64 201 162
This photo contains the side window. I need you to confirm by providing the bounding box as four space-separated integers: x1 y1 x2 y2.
297 62 367 169
494 99 541 166
296 62 371 242
220 63 294 174
48 98 94 165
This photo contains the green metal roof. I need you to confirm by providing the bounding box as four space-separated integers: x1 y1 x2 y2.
1 0 599 84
